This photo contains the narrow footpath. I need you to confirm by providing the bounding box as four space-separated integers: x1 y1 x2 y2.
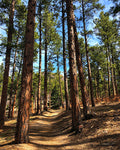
0 102 120 150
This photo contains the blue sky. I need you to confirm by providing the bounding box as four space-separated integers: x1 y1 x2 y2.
0 0 117 73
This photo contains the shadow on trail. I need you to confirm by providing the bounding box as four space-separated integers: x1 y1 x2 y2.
29 103 120 149
1 102 120 149
29 110 72 138
92 102 120 113
30 133 120 149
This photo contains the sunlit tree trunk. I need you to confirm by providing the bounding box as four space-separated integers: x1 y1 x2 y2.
11 63 22 118
30 92 34 114
96 66 100 98
15 0 36 143
109 55 116 96
106 48 111 97
111 47 118 95
44 23 48 111
11 51 23 118
62 0 69 110
37 3 42 114
8 36 19 118
72 7 89 118
57 54 64 108
81 0 95 107
0 0 15 128
34 89 37 113
48 76 51 108
66 0 82 132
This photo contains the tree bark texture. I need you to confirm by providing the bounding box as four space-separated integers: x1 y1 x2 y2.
106 49 111 97
8 36 19 118
44 23 48 111
0 0 15 128
111 48 117 95
81 0 95 107
109 55 116 96
37 3 42 114
66 0 81 132
62 0 69 110
57 54 64 108
15 0 36 143
11 51 23 118
69 0 89 118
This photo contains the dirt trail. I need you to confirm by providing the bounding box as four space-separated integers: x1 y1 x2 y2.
29 109 72 149
0 102 120 150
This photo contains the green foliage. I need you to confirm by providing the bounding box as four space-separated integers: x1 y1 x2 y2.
32 70 64 109
78 0 104 34
94 11 119 47
50 73 64 109
109 0 120 16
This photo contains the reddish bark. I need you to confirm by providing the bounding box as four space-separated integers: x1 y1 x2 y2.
11 52 23 118
15 0 36 143
66 0 88 118
44 21 48 111
37 3 42 114
81 0 95 107
73 19 88 119
0 0 15 128
8 36 19 118
66 0 81 132
57 54 64 108
62 0 69 110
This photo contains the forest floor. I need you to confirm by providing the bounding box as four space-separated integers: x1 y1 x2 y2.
0 97 120 150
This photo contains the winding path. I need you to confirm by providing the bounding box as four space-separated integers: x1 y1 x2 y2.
1 102 120 150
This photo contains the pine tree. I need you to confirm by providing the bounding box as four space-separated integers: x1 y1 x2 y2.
94 11 119 97
62 0 69 110
36 1 42 114
0 0 15 128
66 0 82 132
15 0 36 143
79 0 103 107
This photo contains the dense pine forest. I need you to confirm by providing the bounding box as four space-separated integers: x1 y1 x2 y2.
0 0 120 149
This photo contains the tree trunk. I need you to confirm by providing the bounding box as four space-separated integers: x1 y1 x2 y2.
62 0 69 110
37 3 42 114
15 0 36 143
11 51 23 118
44 23 48 111
48 76 52 108
95 76 98 100
81 0 95 107
57 54 64 108
34 89 37 113
113 68 118 95
72 9 89 118
109 55 116 96
30 93 34 114
96 66 100 98
8 36 19 118
111 48 118 95
103 74 107 97
66 0 82 132
0 0 15 128
106 49 111 97
11 64 22 118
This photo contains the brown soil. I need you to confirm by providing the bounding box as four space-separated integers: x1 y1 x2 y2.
0 101 120 150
